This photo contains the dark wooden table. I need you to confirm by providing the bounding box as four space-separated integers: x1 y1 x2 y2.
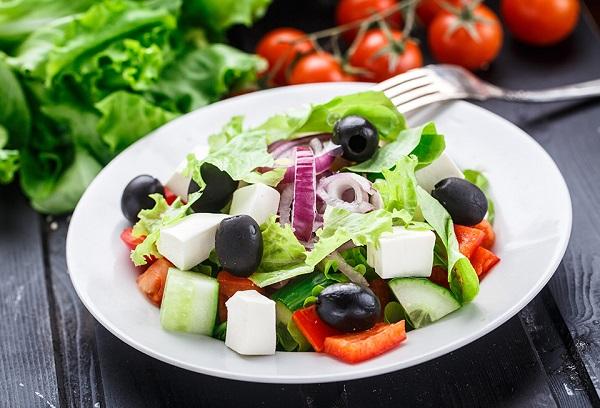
2 1 600 407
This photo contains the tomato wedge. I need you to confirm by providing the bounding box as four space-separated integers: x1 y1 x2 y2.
292 305 342 352
473 220 495 249
323 321 407 364
217 271 265 322
120 227 145 251
470 247 500 278
429 266 450 288
136 258 173 306
454 225 485 258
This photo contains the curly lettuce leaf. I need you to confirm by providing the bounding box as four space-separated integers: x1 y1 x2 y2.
0 56 31 148
373 155 419 218
416 186 479 304
182 0 271 34
208 115 244 152
464 169 495 225
0 127 20 184
250 216 312 287
95 91 177 154
349 122 445 173
305 207 394 267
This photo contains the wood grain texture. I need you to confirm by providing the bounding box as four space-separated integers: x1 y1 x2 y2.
44 216 105 408
94 317 556 408
0 185 60 408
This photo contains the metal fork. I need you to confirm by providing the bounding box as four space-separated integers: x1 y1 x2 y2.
372 64 600 114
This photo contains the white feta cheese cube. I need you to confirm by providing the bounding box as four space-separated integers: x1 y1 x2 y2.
157 213 228 270
415 152 464 193
367 227 436 279
225 290 276 356
165 145 208 198
229 184 281 225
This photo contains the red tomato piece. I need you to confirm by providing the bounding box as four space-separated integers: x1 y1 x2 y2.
369 278 393 320
120 227 145 251
429 266 450 288
470 247 500 278
336 0 403 42
289 52 355 85
163 186 177 205
454 225 486 258
217 271 265 322
292 305 342 352
323 321 407 364
473 220 495 249
417 0 465 26
136 258 173 306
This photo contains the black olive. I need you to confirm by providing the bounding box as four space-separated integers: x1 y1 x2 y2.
121 175 164 223
215 215 263 277
316 283 380 333
432 177 488 226
332 116 379 162
188 162 238 213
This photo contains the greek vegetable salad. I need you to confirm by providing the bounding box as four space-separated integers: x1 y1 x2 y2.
119 91 500 364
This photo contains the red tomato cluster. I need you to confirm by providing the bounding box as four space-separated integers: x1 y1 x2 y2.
256 0 580 85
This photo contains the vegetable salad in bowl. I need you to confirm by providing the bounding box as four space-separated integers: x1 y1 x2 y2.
118 91 499 364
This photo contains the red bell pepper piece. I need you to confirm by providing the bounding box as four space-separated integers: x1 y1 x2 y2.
292 305 341 352
454 225 486 258
470 247 500 278
473 220 496 249
369 279 393 320
323 321 407 364
136 258 173 306
429 266 450 288
120 227 145 251
163 186 177 205
217 271 265 322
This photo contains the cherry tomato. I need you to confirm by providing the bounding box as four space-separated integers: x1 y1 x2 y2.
336 0 402 41
349 29 423 82
256 28 314 85
417 0 465 26
428 4 503 70
501 0 580 46
289 52 356 85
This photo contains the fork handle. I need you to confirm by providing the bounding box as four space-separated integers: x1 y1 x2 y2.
494 79 600 102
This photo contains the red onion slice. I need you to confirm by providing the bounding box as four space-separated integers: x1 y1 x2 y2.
268 133 331 159
316 173 380 213
292 146 316 242
278 184 294 225
282 143 343 183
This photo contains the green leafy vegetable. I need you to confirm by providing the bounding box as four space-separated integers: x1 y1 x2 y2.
305 207 394 267
183 0 271 35
464 169 495 225
208 115 244 152
0 127 20 184
416 186 479 303
373 155 419 219
348 122 444 173
0 56 30 148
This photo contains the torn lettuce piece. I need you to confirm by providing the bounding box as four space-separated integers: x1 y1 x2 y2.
373 155 419 220
464 169 495 225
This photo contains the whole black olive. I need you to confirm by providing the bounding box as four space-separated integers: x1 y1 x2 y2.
332 116 379 162
215 215 263 277
432 177 488 226
316 283 381 332
188 162 238 213
121 175 164 223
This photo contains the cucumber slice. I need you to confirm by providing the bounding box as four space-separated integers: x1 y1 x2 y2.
271 272 335 311
160 268 219 335
388 278 461 329
275 301 311 351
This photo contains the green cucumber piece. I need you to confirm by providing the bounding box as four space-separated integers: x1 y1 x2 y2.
275 301 311 351
160 268 219 335
388 278 461 329
271 272 335 311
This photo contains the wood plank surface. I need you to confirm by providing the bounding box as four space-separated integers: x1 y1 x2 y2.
0 185 60 408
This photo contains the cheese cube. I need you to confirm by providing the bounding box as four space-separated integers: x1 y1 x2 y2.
367 227 436 279
229 184 281 225
165 145 208 198
415 152 464 193
225 290 276 355
157 213 228 270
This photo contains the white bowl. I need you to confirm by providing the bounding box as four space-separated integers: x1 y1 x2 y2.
67 83 571 383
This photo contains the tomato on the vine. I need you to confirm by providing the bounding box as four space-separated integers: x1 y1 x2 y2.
349 29 423 82
289 52 356 85
428 3 503 70
256 28 314 85
501 0 580 46
416 0 465 26
336 0 402 41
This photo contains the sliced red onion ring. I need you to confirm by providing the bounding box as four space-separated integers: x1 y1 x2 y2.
268 133 331 159
316 173 381 213
278 184 294 225
326 252 369 286
282 143 343 183
292 146 316 242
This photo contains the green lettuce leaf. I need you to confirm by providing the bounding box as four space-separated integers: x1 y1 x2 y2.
416 186 479 303
208 115 244 152
305 207 394 267
0 127 20 184
0 56 31 148
130 193 199 266
249 216 312 287
464 169 495 225
95 91 177 155
348 122 445 173
182 0 271 34
373 155 419 219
